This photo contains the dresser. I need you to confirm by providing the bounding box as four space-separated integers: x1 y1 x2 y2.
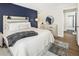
40 24 58 37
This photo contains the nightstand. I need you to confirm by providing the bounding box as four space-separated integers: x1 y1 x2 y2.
0 32 3 47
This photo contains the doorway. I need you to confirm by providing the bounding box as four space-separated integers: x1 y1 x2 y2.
64 8 77 35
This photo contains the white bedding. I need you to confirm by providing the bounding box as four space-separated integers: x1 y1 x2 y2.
5 28 55 56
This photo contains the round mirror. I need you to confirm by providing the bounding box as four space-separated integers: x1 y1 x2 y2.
46 16 54 25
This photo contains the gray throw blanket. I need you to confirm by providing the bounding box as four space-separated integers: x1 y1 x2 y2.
7 31 38 47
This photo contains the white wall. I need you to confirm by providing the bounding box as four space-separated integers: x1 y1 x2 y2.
77 4 79 45
15 3 77 37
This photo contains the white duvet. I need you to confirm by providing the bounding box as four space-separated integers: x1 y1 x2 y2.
6 28 55 56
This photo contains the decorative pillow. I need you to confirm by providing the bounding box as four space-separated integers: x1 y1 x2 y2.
8 22 31 32
19 22 31 30
8 23 19 31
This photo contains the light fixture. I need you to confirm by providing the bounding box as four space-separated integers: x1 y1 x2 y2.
7 16 11 19
25 17 29 22
35 18 38 21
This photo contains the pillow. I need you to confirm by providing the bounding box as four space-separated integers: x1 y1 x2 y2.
18 22 31 30
8 22 31 31
8 23 19 31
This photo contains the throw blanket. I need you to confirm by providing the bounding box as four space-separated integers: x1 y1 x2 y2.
7 31 38 47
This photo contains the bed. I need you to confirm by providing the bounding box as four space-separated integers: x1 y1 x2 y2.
3 16 55 56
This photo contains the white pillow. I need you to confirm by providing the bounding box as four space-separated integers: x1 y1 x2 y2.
6 22 31 36
8 22 31 32
8 23 19 31
18 22 31 30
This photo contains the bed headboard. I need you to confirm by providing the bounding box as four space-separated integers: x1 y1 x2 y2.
3 15 31 36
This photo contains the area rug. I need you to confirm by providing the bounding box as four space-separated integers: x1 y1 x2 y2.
49 40 69 56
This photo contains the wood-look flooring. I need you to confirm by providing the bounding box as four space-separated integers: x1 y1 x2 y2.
54 32 79 56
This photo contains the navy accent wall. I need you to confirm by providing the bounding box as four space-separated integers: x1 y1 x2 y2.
0 3 37 32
